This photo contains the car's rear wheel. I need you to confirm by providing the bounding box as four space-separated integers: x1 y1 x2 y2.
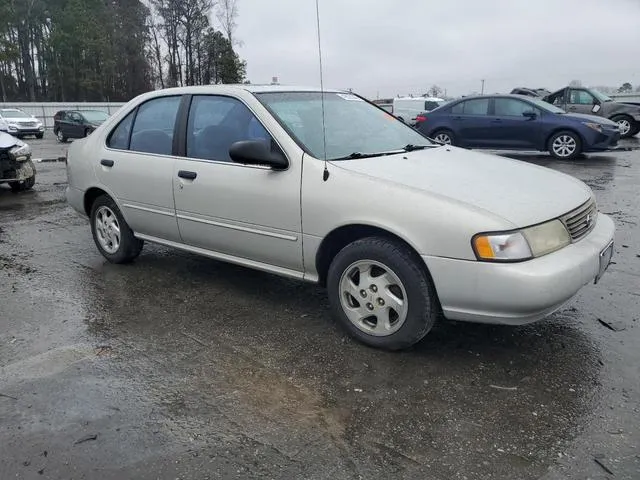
56 129 67 143
327 237 439 350
611 115 634 138
84 128 91 137
90 195 143 264
432 129 455 145
548 131 582 160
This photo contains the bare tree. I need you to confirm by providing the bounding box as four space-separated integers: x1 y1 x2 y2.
426 85 443 98
569 79 582 87
216 0 239 46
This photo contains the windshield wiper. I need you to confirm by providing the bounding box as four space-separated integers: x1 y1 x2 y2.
331 151 396 160
403 144 432 151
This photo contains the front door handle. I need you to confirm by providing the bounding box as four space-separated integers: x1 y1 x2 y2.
491 119 503 123
178 170 197 180
100 159 114 167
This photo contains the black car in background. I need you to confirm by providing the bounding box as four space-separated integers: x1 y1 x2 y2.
53 110 109 143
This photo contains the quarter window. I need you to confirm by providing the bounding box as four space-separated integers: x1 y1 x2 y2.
186 95 271 162
107 110 136 150
129 96 181 155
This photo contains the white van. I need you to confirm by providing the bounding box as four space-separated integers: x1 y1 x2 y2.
392 96 445 124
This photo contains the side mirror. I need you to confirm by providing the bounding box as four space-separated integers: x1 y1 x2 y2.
592 104 601 114
229 140 288 170
523 111 537 119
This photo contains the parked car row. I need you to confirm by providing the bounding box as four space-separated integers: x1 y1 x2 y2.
415 93 624 159
0 107 111 142
65 84 615 351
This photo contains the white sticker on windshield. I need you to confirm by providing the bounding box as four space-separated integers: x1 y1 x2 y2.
336 93 364 101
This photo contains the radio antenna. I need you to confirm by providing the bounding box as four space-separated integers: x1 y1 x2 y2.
315 0 329 181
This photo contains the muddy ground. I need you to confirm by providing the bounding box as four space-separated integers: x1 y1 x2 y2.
1 138 639 479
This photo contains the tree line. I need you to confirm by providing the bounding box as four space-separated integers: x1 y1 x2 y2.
0 0 245 102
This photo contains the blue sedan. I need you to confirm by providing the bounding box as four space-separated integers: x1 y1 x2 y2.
414 94 620 159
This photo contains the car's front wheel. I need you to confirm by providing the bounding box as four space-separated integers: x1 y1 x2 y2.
548 130 582 160
611 115 635 138
36 133 44 139
56 129 67 143
90 195 143 263
327 237 439 350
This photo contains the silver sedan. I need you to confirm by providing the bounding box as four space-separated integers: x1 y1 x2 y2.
65 85 615 350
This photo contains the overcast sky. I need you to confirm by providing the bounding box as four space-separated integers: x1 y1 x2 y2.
235 0 640 98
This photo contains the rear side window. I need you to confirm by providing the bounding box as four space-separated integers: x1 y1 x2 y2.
462 99 489 115
129 96 181 155
450 102 464 114
107 110 136 150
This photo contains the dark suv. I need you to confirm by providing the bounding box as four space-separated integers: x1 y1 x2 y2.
53 110 109 143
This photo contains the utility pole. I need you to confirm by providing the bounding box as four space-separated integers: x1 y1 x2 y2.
481 79 485 95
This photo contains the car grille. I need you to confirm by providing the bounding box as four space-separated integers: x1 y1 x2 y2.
561 198 597 242
18 121 37 127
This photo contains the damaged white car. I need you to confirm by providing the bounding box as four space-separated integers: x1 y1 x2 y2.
0 132 36 192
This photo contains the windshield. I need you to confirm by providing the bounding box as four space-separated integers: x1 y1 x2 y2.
81 110 109 122
1 110 30 119
255 91 433 160
589 88 612 102
525 97 566 114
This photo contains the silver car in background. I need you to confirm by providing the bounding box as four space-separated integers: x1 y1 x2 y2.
65 85 615 350
0 108 45 139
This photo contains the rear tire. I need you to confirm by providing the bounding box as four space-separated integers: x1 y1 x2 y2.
431 129 455 146
548 130 582 160
90 195 143 264
327 237 439 350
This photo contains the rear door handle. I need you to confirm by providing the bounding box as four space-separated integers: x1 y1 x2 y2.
178 170 197 180
100 159 114 167
491 119 503 123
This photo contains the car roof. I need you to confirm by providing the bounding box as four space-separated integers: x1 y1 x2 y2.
152 84 345 95
453 94 539 102
0 108 23 112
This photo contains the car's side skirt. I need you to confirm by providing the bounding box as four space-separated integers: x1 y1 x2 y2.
134 233 313 283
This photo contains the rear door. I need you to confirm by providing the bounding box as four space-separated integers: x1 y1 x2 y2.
488 98 541 148
95 95 182 242
452 98 492 147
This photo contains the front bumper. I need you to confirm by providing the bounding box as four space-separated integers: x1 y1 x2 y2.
0 159 35 183
423 213 615 325
6 126 44 135
583 130 620 151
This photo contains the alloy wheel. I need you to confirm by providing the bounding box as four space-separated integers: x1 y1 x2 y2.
552 135 577 158
339 260 408 337
434 132 452 144
616 119 631 136
94 206 121 254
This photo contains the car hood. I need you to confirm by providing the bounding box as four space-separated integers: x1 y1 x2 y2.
562 112 618 126
2 116 38 122
0 131 20 149
334 147 592 228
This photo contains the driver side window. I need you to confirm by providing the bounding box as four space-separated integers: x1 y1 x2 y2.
570 89 595 105
186 95 272 162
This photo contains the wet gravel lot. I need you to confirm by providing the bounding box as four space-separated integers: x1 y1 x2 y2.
1 135 639 479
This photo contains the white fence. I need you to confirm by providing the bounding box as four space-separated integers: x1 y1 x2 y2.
608 93 640 103
0 102 126 130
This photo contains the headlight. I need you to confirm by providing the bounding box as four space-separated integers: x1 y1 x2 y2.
582 122 602 133
9 142 31 161
7 124 18 131
473 220 570 262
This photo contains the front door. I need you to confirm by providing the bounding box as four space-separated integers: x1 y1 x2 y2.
173 94 303 275
488 98 541 149
94 95 182 242
567 88 599 116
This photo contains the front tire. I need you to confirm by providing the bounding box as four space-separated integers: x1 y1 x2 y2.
56 129 67 143
36 133 44 139
611 115 635 138
548 130 582 160
90 195 143 264
327 237 439 350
